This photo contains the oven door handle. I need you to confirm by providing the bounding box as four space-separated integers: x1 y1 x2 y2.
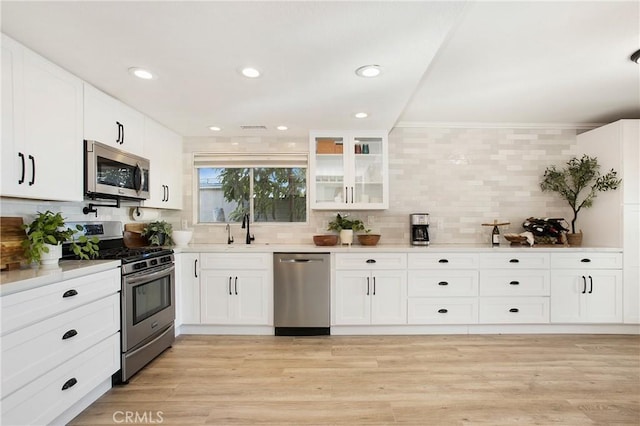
126 265 175 285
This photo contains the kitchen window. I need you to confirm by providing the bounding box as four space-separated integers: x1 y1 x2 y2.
194 153 307 224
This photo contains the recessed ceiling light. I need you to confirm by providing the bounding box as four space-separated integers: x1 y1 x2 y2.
241 67 261 78
354 112 369 119
355 65 381 78
208 126 222 131
631 49 640 64
276 125 288 131
129 67 155 80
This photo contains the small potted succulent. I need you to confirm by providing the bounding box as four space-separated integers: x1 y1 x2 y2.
141 220 174 246
21 210 100 267
327 213 365 246
540 154 621 246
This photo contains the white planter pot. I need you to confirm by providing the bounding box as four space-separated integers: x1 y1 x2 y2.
40 243 62 267
339 229 354 246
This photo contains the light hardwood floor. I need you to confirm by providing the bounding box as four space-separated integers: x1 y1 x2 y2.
70 334 640 425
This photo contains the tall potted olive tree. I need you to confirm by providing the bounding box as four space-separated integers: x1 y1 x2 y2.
540 154 621 246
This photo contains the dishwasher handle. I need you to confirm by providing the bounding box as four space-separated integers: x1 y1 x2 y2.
279 258 324 263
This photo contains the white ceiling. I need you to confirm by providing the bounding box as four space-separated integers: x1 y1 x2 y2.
2 1 639 138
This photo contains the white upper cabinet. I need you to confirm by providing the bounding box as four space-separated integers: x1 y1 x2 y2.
142 118 183 209
309 131 389 210
1 34 83 202
83 82 144 156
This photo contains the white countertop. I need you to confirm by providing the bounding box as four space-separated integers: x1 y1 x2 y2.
174 243 623 253
0 259 121 296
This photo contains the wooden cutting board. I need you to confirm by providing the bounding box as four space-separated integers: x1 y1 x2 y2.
1 217 26 270
124 223 146 233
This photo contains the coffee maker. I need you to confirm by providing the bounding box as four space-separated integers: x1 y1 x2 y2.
410 213 430 246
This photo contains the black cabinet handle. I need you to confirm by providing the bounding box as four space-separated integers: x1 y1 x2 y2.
373 277 376 295
438 259 449 264
366 277 370 295
509 259 519 263
581 258 591 263
28 155 35 186
344 186 348 203
18 152 25 184
366 259 376 264
588 275 593 294
438 281 448 286
116 121 122 144
62 289 78 298
509 281 520 285
61 377 77 391
581 276 587 294
165 185 169 202
121 122 125 144
228 277 232 295
234 276 238 295
438 308 448 314
509 308 519 313
194 259 198 278
62 329 78 340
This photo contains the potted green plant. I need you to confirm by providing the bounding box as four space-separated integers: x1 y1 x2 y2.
141 220 174 246
21 210 100 266
327 213 365 246
540 154 621 246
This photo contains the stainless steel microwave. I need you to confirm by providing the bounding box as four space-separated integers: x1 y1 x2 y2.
84 140 150 200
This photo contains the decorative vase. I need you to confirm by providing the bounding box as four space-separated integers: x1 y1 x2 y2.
40 243 62 267
566 232 583 247
339 229 353 246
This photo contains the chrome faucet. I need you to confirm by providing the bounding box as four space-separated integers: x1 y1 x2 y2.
225 223 234 244
241 213 255 244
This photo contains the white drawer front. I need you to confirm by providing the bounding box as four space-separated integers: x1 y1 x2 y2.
408 297 478 324
479 297 549 324
480 252 550 269
408 253 479 269
480 270 550 296
1 294 119 398
408 270 478 297
1 268 120 335
335 253 407 270
1 333 119 426
550 252 623 269
201 252 271 270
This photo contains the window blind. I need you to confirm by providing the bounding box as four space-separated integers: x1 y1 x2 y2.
193 153 308 168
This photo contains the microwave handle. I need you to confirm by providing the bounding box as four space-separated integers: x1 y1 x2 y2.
134 162 145 194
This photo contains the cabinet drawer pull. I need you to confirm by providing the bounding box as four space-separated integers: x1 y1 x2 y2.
28 155 35 186
581 276 587 294
580 258 591 263
62 289 78 298
366 277 370 296
509 281 520 285
235 276 238 295
438 281 448 286
61 377 77 391
18 152 25 184
588 275 593 294
62 329 78 340
438 259 449 264
228 277 232 295
366 259 376 264
437 308 448 314
509 308 519 313
509 259 519 263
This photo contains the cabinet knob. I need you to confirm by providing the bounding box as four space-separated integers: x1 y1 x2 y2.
509 259 519 263
61 377 77 391
438 259 449 264
437 308 448 314
366 259 376 264
509 308 519 313
62 289 78 298
581 258 591 263
509 281 520 285
62 329 78 340
438 281 449 286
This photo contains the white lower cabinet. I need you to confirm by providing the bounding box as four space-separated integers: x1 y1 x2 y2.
550 270 623 323
407 253 478 325
0 266 121 426
334 253 407 325
479 297 550 324
198 253 272 326
176 252 201 326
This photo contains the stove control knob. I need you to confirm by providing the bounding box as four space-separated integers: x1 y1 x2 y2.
134 262 146 270
150 259 158 266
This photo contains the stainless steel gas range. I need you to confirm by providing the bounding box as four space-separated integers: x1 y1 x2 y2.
63 221 175 383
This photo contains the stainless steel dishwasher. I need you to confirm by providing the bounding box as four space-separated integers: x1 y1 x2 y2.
273 252 330 336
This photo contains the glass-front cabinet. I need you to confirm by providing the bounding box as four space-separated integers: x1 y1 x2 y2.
309 131 389 210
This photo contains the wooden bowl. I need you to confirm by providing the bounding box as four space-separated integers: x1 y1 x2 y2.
313 235 338 246
504 234 528 245
358 234 381 246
